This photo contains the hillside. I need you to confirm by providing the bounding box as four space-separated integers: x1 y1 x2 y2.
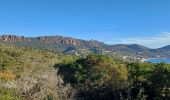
0 43 77 99
1 35 170 59
158 45 170 51
0 43 169 99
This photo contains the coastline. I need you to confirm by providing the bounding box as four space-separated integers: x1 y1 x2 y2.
141 58 157 62
141 58 170 63
141 58 169 61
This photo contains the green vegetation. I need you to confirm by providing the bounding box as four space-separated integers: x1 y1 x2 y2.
0 43 169 99
0 44 76 99
56 54 170 99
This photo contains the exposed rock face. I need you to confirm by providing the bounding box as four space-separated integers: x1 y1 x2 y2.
89 39 103 47
0 35 103 47
37 36 81 45
0 35 30 42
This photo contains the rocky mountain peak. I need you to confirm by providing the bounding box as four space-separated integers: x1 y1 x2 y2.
37 36 81 45
0 35 30 42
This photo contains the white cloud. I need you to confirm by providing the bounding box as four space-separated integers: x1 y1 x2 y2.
117 32 170 48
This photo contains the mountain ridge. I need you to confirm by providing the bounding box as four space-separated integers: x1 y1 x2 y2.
0 34 166 49
0 34 170 59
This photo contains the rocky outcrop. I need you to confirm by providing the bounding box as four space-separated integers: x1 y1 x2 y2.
37 36 81 45
0 35 103 47
0 35 30 42
88 39 104 47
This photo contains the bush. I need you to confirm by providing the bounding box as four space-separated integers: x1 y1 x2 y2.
0 86 21 100
55 55 170 99
55 54 128 99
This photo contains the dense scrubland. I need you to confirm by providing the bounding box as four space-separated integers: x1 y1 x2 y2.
0 44 76 99
0 44 169 100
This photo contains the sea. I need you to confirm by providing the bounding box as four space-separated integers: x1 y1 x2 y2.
145 58 170 64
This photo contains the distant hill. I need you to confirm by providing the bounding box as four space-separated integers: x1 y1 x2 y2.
158 45 170 50
0 35 104 47
0 34 170 58
0 35 109 56
109 44 149 52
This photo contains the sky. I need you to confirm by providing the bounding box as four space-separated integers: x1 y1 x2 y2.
0 0 170 48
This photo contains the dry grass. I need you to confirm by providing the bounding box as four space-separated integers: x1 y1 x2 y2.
0 44 76 99
0 70 15 80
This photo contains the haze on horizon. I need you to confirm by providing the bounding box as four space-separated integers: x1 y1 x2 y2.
0 0 170 48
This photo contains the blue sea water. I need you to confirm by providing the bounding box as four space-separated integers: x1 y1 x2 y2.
145 58 170 64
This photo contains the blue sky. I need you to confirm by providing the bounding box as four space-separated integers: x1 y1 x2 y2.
0 0 170 48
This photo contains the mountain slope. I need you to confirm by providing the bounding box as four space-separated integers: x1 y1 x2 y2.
0 34 170 58
158 45 170 50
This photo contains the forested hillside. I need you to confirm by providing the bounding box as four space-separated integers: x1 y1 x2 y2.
1 35 170 58
0 44 169 99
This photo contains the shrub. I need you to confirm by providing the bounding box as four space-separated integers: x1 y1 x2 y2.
0 86 21 100
55 54 128 99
